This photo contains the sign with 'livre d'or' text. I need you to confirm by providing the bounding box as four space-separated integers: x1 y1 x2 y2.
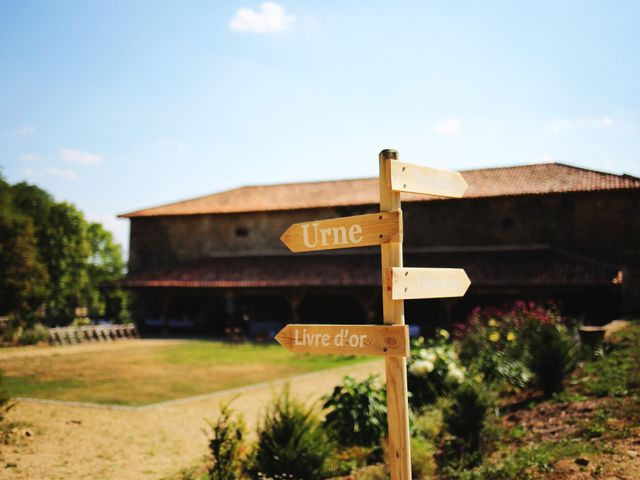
275 324 409 356
280 210 402 253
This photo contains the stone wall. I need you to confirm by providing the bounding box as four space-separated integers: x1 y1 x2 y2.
128 189 640 313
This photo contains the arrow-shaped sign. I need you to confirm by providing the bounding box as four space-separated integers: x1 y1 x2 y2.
280 210 402 253
275 324 409 356
390 267 471 300
390 161 468 198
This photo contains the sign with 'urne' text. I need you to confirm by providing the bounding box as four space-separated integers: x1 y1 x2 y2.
280 210 401 253
277 149 471 480
275 324 409 356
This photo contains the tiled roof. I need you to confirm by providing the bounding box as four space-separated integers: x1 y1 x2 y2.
119 163 640 218
117 248 622 289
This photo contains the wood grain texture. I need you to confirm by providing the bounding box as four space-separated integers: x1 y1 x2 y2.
280 210 402 253
391 267 471 300
379 149 412 480
390 160 468 198
274 324 409 356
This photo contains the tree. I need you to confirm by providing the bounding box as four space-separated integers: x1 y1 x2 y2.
86 222 128 321
5 176 128 323
0 195 48 319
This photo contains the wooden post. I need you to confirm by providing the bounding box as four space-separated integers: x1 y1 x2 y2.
379 149 411 479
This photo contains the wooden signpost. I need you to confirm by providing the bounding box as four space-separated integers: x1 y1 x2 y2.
275 324 409 356
275 149 469 480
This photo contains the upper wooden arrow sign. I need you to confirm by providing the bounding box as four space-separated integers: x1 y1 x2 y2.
280 210 402 253
390 161 468 198
275 324 409 356
390 267 471 300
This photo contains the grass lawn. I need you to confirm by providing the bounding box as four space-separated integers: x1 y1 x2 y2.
0 341 368 406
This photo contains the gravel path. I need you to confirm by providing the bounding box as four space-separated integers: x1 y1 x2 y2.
2 359 385 480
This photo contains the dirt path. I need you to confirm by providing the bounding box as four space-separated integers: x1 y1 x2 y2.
1 359 385 480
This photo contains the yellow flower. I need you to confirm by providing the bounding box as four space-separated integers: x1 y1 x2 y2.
489 331 500 342
507 332 516 342
438 329 450 340
488 319 498 327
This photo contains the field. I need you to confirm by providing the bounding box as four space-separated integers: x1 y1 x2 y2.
0 340 366 405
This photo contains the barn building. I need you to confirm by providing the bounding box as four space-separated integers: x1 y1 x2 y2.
118 162 640 336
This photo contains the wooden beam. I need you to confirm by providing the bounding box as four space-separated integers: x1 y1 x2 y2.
380 149 412 480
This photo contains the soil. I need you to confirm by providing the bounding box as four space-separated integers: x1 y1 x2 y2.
1 351 385 480
499 391 640 479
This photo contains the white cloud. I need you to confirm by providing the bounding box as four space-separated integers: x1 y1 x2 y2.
45 167 78 180
230 2 295 33
14 125 36 136
59 148 102 165
434 117 462 135
547 116 615 133
22 168 42 179
20 153 39 162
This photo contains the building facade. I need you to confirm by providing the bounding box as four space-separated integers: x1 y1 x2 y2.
118 163 640 336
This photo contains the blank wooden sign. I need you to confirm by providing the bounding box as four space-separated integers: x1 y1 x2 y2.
390 267 471 300
275 324 409 356
280 210 402 253
390 161 468 198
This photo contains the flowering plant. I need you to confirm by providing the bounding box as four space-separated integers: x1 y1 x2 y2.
458 301 573 391
407 329 466 407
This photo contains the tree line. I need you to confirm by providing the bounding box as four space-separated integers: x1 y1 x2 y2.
0 172 128 339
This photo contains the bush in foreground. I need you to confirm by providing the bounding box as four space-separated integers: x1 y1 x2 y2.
322 375 387 448
205 402 247 480
250 387 332 479
526 323 578 396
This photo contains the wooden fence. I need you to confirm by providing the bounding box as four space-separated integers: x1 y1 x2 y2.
48 324 138 345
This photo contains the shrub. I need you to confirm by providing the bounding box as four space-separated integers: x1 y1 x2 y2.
468 350 532 391
411 436 436 478
444 381 493 450
438 380 495 470
205 402 247 480
322 375 387 447
19 322 48 345
526 323 578 396
250 387 332 479
407 330 465 407
412 407 443 441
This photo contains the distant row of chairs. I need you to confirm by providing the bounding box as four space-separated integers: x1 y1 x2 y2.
49 324 138 345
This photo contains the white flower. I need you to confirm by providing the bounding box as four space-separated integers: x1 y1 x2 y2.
409 360 435 376
446 364 465 384
419 348 437 363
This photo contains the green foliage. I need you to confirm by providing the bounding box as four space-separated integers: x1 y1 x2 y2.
205 402 247 480
0 370 13 424
410 436 436 478
322 375 387 447
407 330 466 407
444 381 494 451
578 324 640 397
442 439 601 480
526 324 578 396
19 322 49 345
0 176 128 326
0 205 48 320
467 350 532 391
250 387 332 479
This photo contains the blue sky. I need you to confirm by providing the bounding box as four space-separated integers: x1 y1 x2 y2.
1 1 639 251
